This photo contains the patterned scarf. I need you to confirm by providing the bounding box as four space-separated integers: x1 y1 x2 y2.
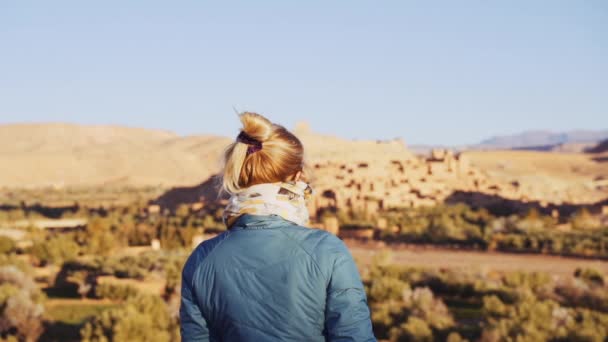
223 181 313 227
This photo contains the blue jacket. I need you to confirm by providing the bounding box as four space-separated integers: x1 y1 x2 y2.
180 214 376 341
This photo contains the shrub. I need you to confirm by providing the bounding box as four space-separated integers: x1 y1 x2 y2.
0 266 45 341
95 283 139 301
367 262 455 340
368 277 409 303
81 294 179 342
30 234 80 265
570 208 601 230
481 295 608 341
574 267 604 286
402 287 454 330
390 316 433 342
0 236 16 254
163 259 182 298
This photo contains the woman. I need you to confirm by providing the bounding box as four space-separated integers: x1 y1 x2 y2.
180 112 376 341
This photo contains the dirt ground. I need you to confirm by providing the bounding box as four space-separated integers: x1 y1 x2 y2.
346 241 608 277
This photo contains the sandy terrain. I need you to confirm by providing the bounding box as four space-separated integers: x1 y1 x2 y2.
0 123 230 188
347 242 608 277
463 150 608 203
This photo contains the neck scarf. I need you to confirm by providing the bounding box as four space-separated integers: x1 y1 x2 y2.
223 181 313 227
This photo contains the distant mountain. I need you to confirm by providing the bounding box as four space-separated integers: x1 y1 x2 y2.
474 130 608 150
408 130 608 155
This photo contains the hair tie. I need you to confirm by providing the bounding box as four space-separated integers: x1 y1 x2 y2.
236 131 263 154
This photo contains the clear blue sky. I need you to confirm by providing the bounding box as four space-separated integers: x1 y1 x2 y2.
1 1 606 145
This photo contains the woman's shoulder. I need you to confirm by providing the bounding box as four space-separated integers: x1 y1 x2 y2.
282 222 343 246
284 224 352 267
182 231 231 280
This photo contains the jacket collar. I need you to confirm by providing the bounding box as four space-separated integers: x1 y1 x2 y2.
229 214 294 230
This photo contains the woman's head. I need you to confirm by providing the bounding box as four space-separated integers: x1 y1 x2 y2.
222 112 304 194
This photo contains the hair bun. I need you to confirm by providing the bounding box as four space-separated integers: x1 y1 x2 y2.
222 111 303 194
240 112 273 142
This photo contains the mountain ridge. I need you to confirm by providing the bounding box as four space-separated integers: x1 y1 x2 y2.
476 129 608 149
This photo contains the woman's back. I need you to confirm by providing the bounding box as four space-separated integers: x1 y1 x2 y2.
180 214 375 341
180 112 375 341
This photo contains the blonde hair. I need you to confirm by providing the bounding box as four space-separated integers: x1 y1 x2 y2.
221 112 304 194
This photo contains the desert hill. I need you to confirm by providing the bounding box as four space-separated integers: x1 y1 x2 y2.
0 123 230 188
0 122 413 188
1 123 607 210
293 122 413 163
463 150 608 204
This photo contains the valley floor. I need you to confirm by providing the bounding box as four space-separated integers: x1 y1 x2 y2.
347 241 608 276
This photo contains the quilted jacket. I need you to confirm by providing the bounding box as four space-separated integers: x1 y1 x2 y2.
180 214 376 341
